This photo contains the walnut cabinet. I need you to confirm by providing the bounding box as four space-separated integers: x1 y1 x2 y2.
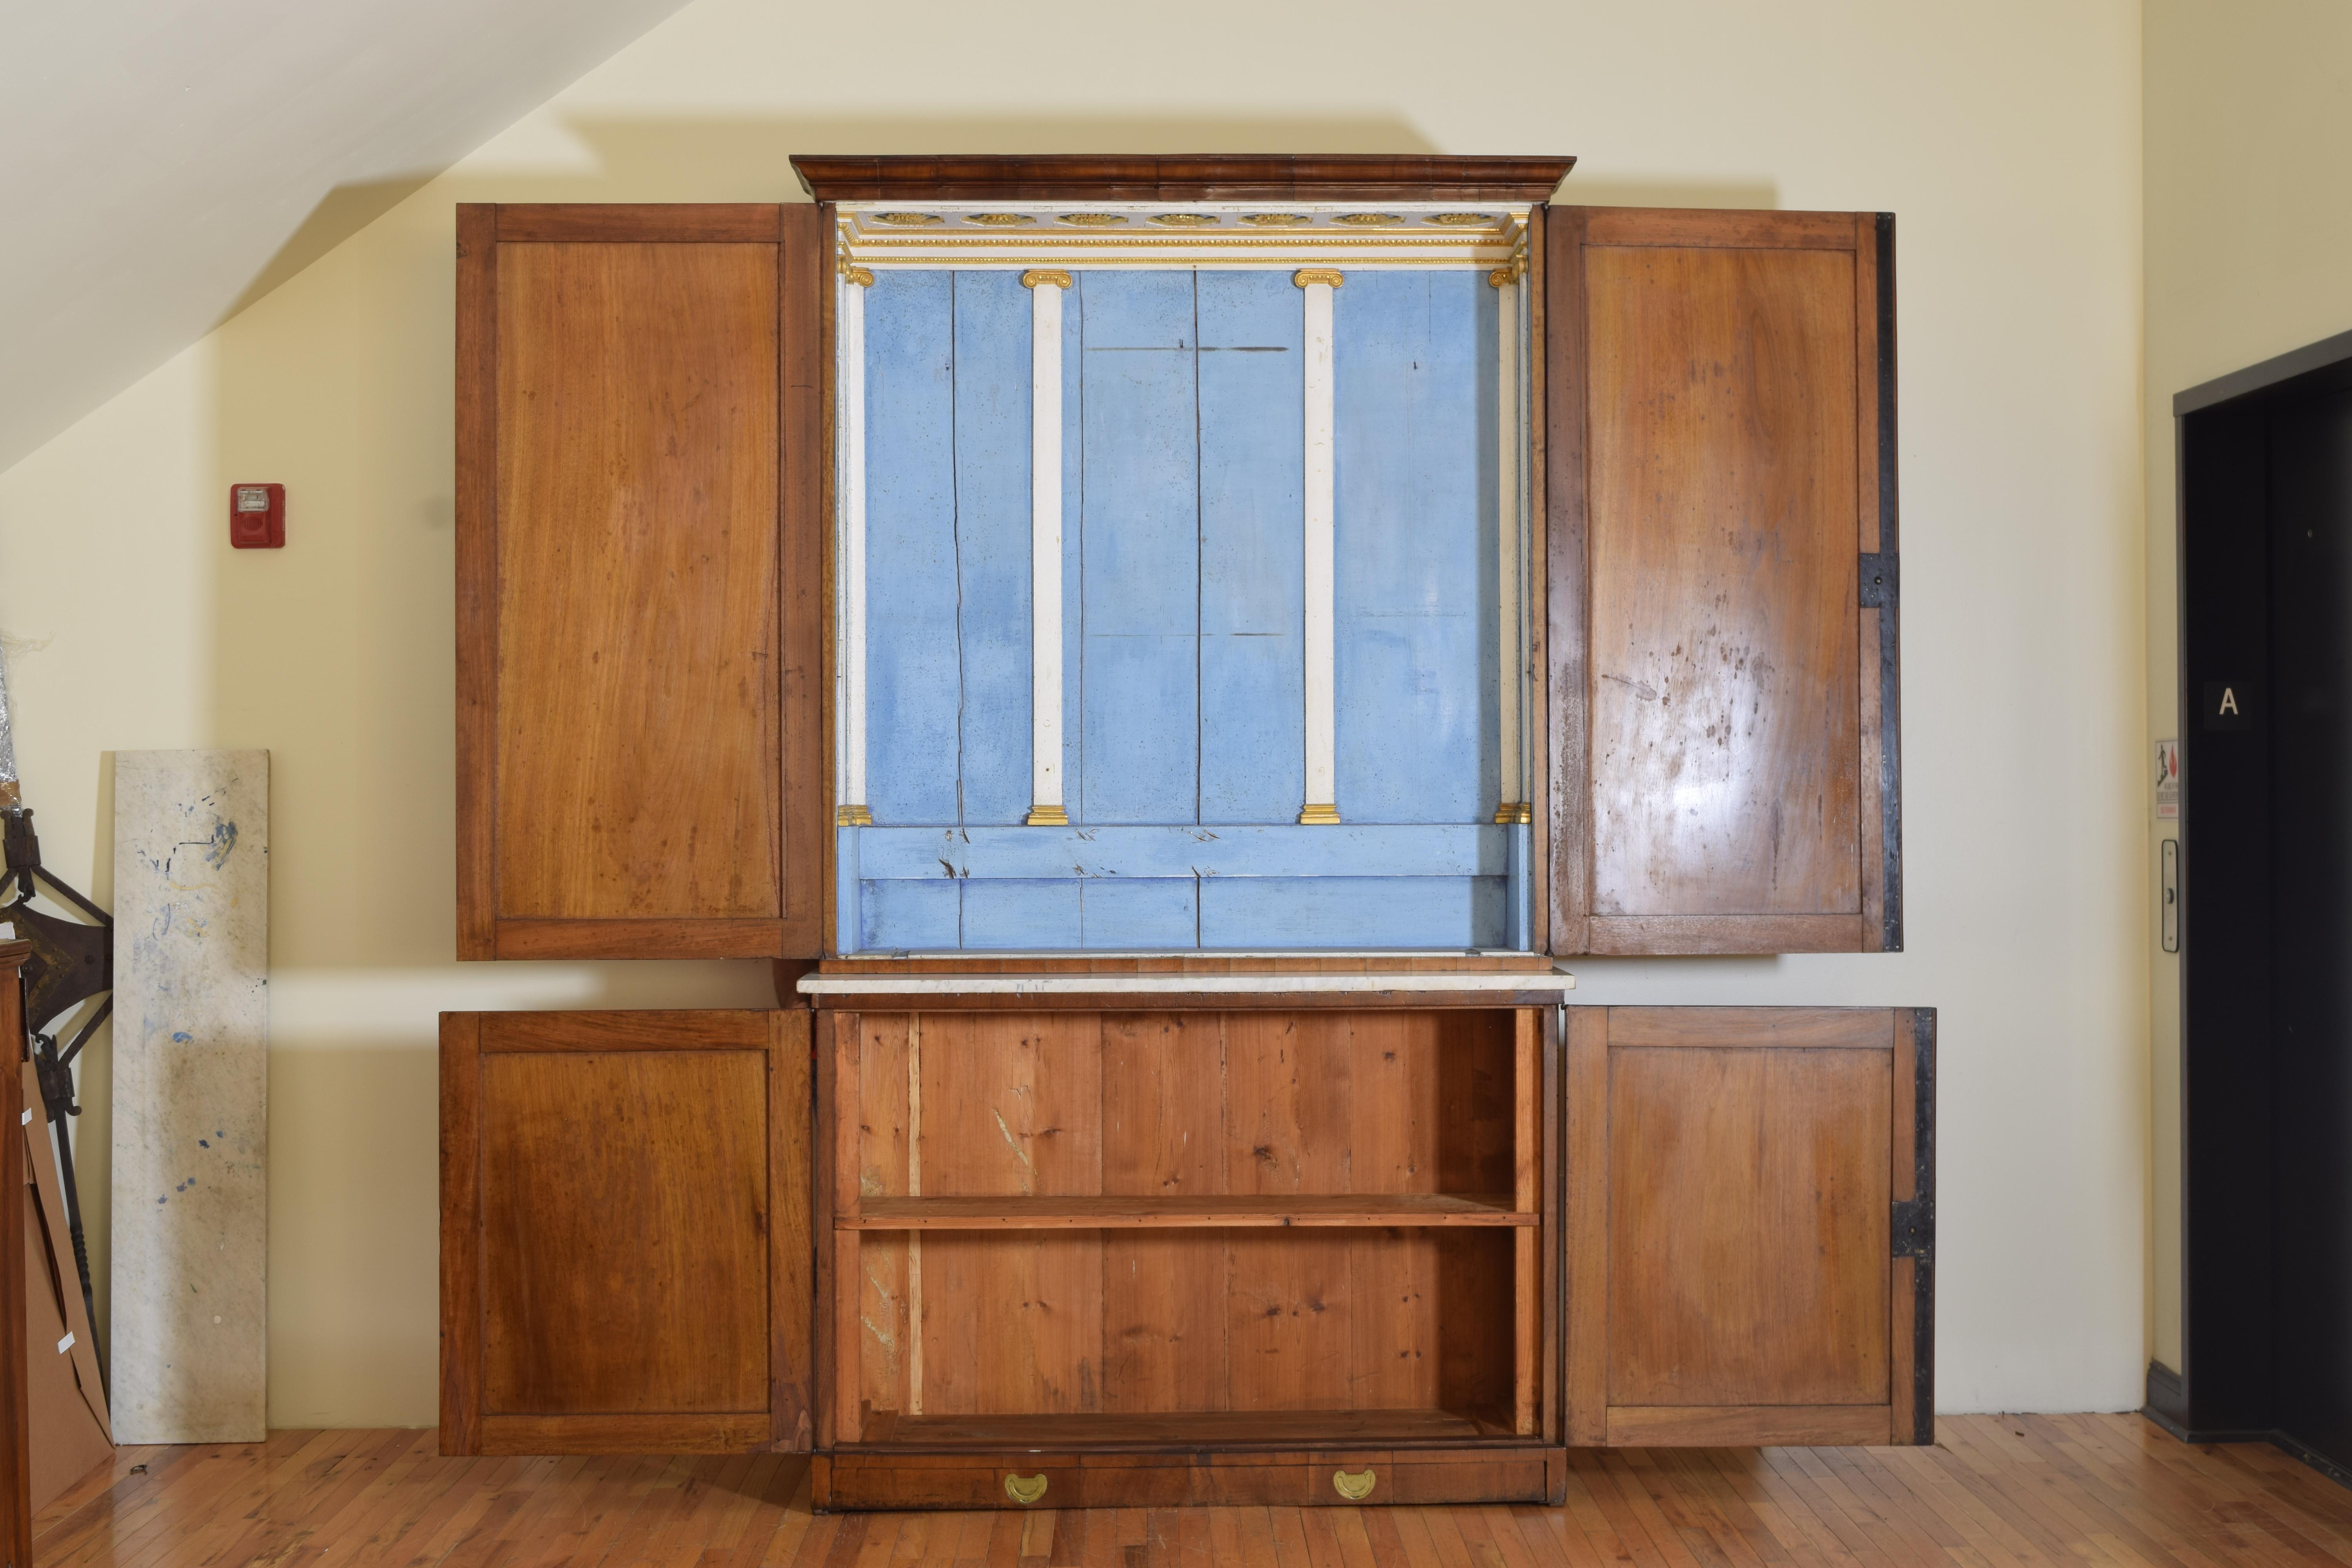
441 157 1929 1512
439 997 1935 1504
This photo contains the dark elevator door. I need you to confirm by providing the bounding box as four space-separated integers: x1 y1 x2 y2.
2268 388 2352 1468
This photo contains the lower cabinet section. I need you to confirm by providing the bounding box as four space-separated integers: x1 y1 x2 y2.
437 997 1933 1506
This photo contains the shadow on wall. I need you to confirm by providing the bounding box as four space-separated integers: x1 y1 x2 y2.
180 114 1783 1422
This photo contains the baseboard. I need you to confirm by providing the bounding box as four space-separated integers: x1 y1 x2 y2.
2142 1361 2193 1437
2143 1360 2352 1490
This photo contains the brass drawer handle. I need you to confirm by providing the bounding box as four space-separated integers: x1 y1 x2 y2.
1332 1467 1376 1501
1005 1472 1048 1506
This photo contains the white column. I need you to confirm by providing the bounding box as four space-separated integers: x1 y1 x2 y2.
1491 261 1530 826
1296 269 1342 824
837 265 873 826
1022 269 1073 826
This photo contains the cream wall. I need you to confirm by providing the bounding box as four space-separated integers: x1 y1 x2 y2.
0 0 2149 1425
2141 0 2352 1377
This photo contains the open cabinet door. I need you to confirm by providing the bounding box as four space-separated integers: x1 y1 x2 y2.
441 1009 813 1454
454 203 829 960
1545 207 1900 956
1563 1007 1934 1446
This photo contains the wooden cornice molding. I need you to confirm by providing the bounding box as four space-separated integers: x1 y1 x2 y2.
789 154 1575 204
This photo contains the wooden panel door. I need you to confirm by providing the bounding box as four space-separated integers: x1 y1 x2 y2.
440 1009 812 1454
456 204 827 960
1545 207 1899 955
1563 1006 1933 1446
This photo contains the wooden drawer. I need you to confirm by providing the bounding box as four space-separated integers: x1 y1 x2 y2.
814 1447 1560 1510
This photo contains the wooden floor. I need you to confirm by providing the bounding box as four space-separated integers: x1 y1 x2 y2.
31 1416 2352 1567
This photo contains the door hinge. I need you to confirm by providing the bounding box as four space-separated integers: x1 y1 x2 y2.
1860 552 1898 609
1891 1196 1933 1259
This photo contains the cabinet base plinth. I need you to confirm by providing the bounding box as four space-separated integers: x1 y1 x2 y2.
812 1445 1563 1511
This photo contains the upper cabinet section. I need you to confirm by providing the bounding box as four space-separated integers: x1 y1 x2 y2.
450 168 1902 962
454 205 827 960
1544 208 1901 956
824 196 1544 954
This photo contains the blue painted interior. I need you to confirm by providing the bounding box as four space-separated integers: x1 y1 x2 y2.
849 268 1517 951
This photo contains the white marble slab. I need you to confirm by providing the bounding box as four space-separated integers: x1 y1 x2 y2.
111 749 268 1444
800 970 1573 997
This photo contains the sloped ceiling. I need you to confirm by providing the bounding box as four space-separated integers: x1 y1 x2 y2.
0 0 697 472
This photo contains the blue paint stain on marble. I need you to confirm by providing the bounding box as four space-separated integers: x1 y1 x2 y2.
172 1031 191 1042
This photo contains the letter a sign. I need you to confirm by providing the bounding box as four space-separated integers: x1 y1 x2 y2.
2202 680 2253 731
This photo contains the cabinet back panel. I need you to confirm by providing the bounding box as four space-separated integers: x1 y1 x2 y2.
479 1049 770 1414
839 1008 1519 1424
1584 243 1861 918
848 269 1514 950
1606 1038 1890 1406
493 241 781 920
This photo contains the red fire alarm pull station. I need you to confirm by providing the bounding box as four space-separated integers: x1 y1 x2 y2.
229 483 284 548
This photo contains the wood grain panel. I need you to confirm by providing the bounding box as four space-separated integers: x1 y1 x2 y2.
855 1015 912 1424
1560 1008 1606 1444
917 1014 1104 1419
1101 1014 1229 1412
1603 1405 1891 1446
779 203 826 955
480 1009 771 1053
1585 914 1864 955
453 209 497 960
443 1007 810 1458
1604 1006 1893 1051
769 1011 814 1448
491 917 787 960
0 944 30 1568
1581 207 1858 249
1548 209 1894 955
1346 1014 1440 1415
791 154 1575 203
492 239 781 924
495 204 783 242
1584 239 1860 920
436 1013 483 1455
1542 206 1592 955
1606 1031 1890 1408
479 1047 771 1415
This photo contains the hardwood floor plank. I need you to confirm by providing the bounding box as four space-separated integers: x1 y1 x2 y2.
33 1418 2352 1568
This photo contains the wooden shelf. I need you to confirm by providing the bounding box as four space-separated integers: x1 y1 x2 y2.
839 1194 1533 1230
853 1406 1521 1450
